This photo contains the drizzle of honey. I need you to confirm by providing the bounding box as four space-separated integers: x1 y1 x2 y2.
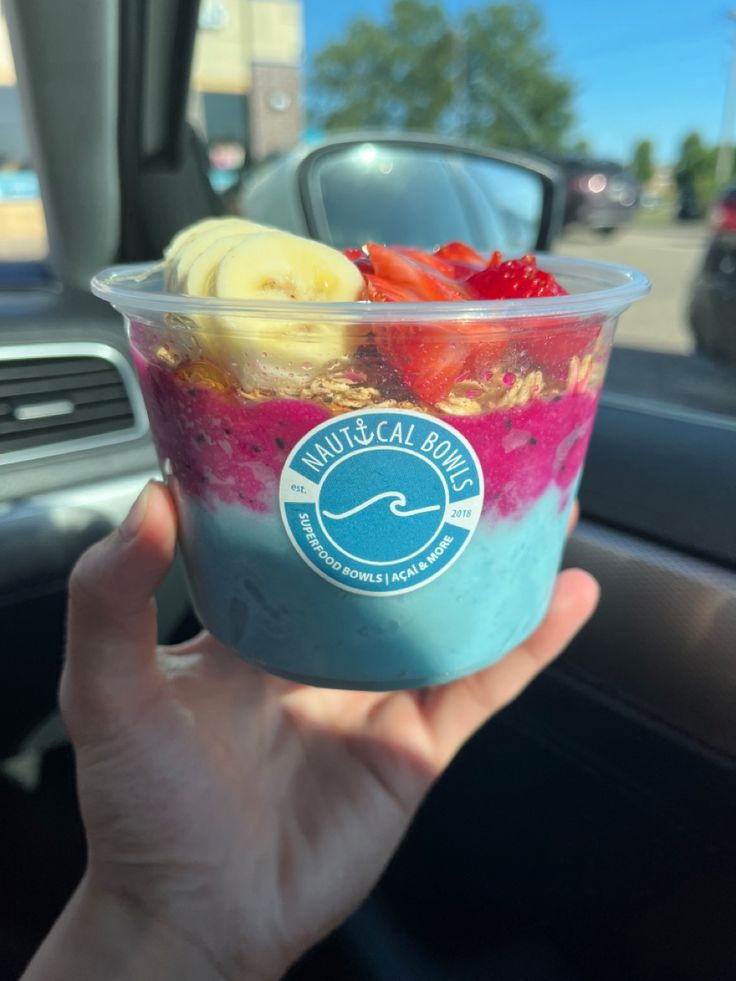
175 360 234 394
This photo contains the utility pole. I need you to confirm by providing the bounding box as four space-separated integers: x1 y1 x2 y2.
715 9 736 187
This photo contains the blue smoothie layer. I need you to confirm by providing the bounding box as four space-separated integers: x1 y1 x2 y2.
175 483 575 689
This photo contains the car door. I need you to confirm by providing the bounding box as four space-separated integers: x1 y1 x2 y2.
1 3 735 980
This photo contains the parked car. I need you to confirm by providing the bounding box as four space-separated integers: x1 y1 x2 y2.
241 133 566 254
555 156 640 234
689 185 736 364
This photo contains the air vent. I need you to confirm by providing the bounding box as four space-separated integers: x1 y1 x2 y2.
0 343 147 465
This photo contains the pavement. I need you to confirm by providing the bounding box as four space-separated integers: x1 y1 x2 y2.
556 221 736 418
555 220 709 355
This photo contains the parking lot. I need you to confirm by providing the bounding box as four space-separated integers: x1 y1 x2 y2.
557 220 736 418
556 220 708 355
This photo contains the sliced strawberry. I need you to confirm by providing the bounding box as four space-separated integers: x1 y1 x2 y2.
519 316 601 373
362 273 421 303
343 246 373 275
432 241 487 280
365 243 469 301
435 241 486 267
393 245 458 279
375 323 468 404
463 334 509 380
357 243 584 396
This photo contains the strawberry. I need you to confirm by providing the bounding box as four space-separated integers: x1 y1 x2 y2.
393 245 458 280
517 316 601 373
435 241 486 266
463 334 509 380
365 243 469 301
364 245 470 401
463 254 598 371
352 241 591 400
432 241 487 279
375 323 469 404
343 246 373 275
465 254 567 300
362 273 420 303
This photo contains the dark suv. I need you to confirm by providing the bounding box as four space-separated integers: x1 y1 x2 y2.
558 157 640 234
689 185 736 364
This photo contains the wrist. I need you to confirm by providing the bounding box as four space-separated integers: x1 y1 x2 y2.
23 875 278 981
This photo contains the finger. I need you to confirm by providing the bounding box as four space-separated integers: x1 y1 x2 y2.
422 568 599 767
62 481 178 740
567 499 580 536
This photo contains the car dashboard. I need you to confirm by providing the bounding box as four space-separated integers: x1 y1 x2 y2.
0 286 189 760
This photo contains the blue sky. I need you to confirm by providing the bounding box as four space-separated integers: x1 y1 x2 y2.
303 0 734 165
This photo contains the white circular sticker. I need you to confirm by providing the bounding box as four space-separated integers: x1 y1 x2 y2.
279 409 484 596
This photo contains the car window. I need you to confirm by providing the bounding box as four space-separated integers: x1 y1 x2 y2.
0 2 48 272
191 0 736 424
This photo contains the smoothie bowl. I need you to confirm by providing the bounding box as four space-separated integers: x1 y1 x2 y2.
92 220 649 689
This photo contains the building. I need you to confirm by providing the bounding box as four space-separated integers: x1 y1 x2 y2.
0 0 304 166
190 0 304 165
0 0 304 239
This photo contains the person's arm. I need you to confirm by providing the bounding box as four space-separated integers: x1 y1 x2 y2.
23 879 257 981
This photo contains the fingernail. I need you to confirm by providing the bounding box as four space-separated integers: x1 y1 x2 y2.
120 481 153 541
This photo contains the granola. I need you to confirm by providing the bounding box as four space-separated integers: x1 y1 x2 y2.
154 333 600 418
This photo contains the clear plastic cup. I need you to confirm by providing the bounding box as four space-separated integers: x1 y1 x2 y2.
92 256 649 690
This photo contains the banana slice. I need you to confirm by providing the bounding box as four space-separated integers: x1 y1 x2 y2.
165 218 271 290
179 233 260 355
184 234 251 297
211 230 365 383
164 217 241 260
215 231 364 303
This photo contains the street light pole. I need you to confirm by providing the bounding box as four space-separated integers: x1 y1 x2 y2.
715 9 736 187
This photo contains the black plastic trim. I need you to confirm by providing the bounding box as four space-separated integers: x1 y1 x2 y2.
117 0 220 261
579 397 736 569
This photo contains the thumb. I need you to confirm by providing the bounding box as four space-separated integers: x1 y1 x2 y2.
62 480 178 743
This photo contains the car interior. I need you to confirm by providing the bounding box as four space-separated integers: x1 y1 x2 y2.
1 2 735 979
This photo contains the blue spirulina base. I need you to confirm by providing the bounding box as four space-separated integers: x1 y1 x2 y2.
175 484 576 690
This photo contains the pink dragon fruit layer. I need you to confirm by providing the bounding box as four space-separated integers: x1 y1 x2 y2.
133 348 598 519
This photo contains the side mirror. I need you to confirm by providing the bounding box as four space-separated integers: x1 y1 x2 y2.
242 135 565 254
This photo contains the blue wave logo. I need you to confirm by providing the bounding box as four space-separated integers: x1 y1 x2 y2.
279 409 484 595
322 492 441 521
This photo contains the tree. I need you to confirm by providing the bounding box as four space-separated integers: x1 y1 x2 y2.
310 0 575 152
569 138 591 157
631 139 654 184
310 1 455 133
675 132 709 179
674 132 717 218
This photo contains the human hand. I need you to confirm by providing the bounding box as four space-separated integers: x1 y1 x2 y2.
26 483 598 981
